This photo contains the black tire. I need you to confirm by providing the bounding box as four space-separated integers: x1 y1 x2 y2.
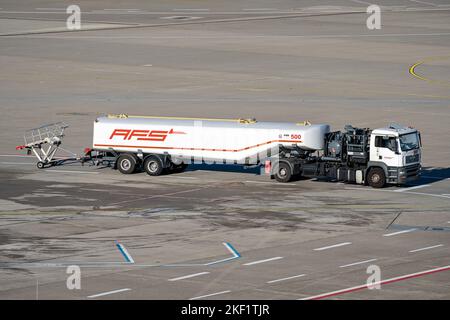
37 162 45 169
144 155 164 176
367 167 386 188
117 154 137 174
274 161 292 183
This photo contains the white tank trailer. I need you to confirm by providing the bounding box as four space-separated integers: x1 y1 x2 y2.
89 115 422 188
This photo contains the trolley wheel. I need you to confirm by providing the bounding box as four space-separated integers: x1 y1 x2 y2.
37 162 45 169
274 161 292 183
367 167 386 188
117 154 137 174
144 155 164 176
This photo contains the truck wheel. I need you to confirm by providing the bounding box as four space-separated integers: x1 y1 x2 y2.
144 155 164 176
117 154 137 174
368 168 386 188
274 162 292 183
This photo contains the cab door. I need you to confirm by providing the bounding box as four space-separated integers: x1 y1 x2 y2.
372 135 400 167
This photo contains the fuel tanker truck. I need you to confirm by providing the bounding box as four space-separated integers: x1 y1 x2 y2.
88 114 422 188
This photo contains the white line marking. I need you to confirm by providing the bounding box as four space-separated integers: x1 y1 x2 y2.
313 242 352 251
383 228 417 237
87 288 131 298
409 244 444 253
0 162 34 165
35 8 65 10
403 192 450 199
103 9 141 11
190 290 231 300
300 265 450 300
409 0 438 7
394 184 431 192
169 272 210 281
242 8 278 11
243 257 283 266
267 274 306 284
339 259 378 268
348 0 372 5
44 170 99 174
173 8 210 11
0 155 33 158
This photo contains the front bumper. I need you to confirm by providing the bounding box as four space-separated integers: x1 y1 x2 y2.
388 164 421 184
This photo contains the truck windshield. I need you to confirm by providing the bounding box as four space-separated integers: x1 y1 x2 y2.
399 132 419 151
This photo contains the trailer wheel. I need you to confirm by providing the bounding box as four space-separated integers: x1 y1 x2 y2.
368 168 386 188
274 162 292 183
37 162 45 169
144 155 164 176
117 154 137 174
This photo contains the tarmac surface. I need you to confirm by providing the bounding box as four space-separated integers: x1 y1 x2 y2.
0 0 449 300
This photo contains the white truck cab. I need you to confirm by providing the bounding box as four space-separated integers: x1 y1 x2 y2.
369 124 421 185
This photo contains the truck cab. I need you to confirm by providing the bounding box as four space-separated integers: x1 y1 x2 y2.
368 125 421 186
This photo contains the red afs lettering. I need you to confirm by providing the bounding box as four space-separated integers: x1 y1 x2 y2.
109 128 185 142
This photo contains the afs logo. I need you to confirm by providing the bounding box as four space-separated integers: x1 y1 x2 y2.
110 128 186 142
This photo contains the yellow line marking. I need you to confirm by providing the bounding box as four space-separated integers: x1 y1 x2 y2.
409 56 450 86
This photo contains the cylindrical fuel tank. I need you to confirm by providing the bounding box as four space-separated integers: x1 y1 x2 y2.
93 115 330 162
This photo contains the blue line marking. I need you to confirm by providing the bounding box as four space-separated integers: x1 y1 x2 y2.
225 242 241 258
115 242 132 263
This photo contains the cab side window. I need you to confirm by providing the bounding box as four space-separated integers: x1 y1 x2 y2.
375 136 397 152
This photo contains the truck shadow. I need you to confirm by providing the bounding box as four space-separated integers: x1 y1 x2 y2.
416 166 450 185
184 163 261 175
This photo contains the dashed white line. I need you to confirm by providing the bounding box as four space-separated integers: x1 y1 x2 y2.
339 259 378 268
409 244 444 253
267 274 306 284
243 256 283 266
168 272 210 282
190 290 231 300
87 288 131 298
394 184 431 192
383 228 417 237
313 242 352 251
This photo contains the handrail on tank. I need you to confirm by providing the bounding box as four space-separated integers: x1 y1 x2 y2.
107 114 258 124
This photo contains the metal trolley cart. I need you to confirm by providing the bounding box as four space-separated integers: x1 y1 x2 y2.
16 122 117 169
16 122 77 169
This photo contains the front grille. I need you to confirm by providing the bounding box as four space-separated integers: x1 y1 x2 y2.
406 154 420 164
